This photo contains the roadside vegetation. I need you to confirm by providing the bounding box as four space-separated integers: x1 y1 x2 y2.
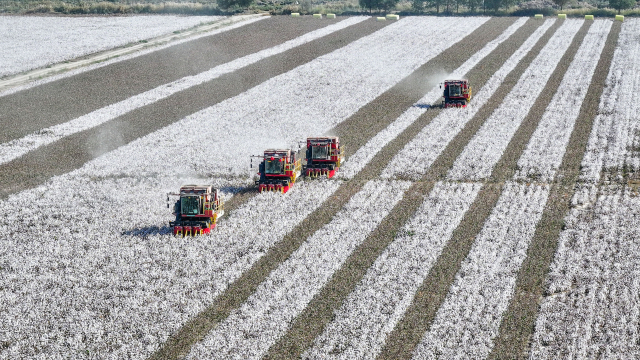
0 0 637 16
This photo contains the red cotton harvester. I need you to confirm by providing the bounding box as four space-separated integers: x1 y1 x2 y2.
304 136 345 179
441 79 472 108
253 149 302 193
168 185 224 236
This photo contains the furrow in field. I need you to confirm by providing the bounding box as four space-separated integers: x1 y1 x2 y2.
0 16 333 144
516 20 612 182
447 19 583 181
264 17 528 360
579 19 640 183
0 177 340 360
186 180 411 360
488 21 622 360
409 21 610 359
381 19 554 180
303 182 481 359
152 17 512 360
295 19 554 359
413 182 549 359
380 19 592 359
0 17 369 166
0 17 492 359
529 185 640 359
338 17 529 180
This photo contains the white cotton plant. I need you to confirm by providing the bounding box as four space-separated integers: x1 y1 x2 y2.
447 19 584 181
186 180 411 360
83 16 488 179
303 181 481 359
382 19 555 180
412 182 550 359
0 17 369 166
0 171 340 359
338 17 531 180
530 184 640 359
580 19 640 183
515 20 612 182
0 16 224 78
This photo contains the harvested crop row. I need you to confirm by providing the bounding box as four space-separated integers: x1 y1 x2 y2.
530 185 640 359
580 19 640 183
516 20 612 182
303 181 481 359
0 17 369 166
413 182 549 359
0 16 333 143
0 15 224 78
86 16 485 179
186 180 410 360
264 17 525 360
338 17 529 180
382 19 554 180
447 19 583 181
296 20 556 359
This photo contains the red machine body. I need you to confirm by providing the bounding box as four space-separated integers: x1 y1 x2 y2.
442 79 472 108
168 185 224 236
255 149 302 193
304 136 345 179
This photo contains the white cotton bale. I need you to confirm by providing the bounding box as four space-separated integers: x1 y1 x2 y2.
558 13 566 19
534 14 543 19
291 12 300 16
377 16 386 21
327 13 336 18
615 15 624 21
313 13 322 18
585 14 594 20
386 14 400 20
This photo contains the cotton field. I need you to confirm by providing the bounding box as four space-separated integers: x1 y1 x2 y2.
0 14 638 360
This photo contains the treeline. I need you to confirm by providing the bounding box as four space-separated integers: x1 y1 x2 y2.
0 0 637 15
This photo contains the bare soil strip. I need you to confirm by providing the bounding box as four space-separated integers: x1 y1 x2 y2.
377 19 589 360
0 16 339 144
146 17 513 360
487 21 622 360
263 18 544 360
0 19 386 201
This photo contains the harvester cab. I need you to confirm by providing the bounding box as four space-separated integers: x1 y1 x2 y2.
253 149 301 193
304 136 345 179
168 185 224 236
441 79 472 108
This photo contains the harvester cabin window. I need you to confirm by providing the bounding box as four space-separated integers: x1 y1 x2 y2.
265 158 284 174
311 146 328 160
181 196 200 215
449 84 462 97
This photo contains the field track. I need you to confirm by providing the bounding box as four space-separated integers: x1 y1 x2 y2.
1 14 639 360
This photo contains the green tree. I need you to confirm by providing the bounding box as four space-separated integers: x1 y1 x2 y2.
217 0 253 9
360 0 382 12
552 0 570 10
411 0 424 12
381 0 400 10
484 0 501 11
427 0 443 13
609 0 635 13
467 0 482 12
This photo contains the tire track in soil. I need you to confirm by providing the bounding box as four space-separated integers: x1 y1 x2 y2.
146 17 514 360
378 19 590 360
488 21 621 360
0 18 388 201
264 17 540 360
0 17 338 144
